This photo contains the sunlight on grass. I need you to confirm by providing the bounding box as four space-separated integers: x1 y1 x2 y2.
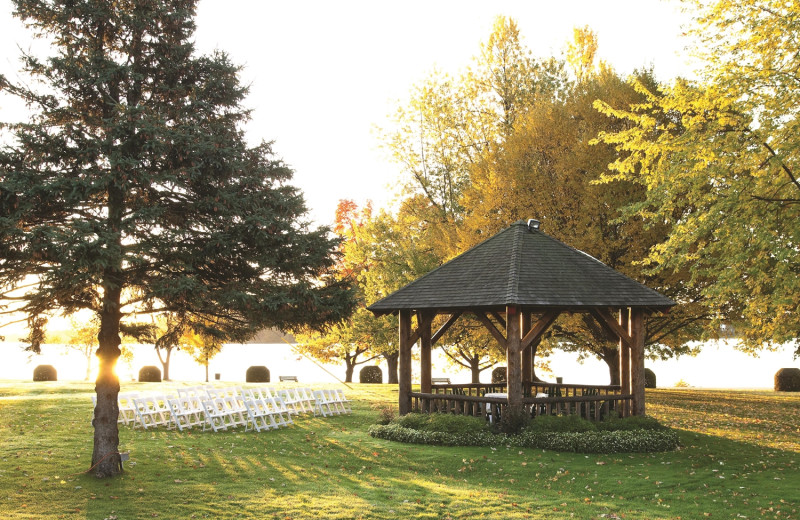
0 382 797 519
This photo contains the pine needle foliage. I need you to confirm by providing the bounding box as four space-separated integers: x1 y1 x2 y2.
0 0 354 477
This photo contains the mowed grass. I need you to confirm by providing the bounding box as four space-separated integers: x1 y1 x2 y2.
0 382 798 520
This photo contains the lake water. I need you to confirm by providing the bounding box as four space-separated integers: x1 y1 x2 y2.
2 339 796 389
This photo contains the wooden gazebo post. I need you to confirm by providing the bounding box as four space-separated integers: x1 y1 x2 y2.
419 311 433 395
521 312 532 383
619 307 631 416
630 309 646 416
398 309 412 415
506 305 522 407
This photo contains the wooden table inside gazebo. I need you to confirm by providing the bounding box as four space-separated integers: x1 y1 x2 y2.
368 219 675 421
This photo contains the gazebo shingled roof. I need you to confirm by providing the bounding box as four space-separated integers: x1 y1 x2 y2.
368 219 675 315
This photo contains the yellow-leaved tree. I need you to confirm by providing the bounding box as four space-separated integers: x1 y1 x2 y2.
594 0 800 354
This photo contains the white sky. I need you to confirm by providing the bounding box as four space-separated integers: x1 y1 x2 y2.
0 0 695 227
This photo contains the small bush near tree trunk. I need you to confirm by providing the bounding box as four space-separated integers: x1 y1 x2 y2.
138 366 162 382
33 365 57 381
360 366 383 384
246 366 270 383
645 368 657 389
491 366 507 384
774 368 800 392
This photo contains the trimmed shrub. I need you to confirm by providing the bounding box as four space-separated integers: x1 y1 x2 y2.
359 365 383 384
774 367 800 392
393 412 490 434
644 368 657 388
394 413 432 431
496 405 530 434
526 414 596 434
368 423 679 453
371 403 396 425
426 413 489 434
246 365 270 383
491 366 507 384
33 365 57 382
138 365 162 382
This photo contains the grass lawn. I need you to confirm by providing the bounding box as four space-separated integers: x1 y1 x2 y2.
0 381 798 519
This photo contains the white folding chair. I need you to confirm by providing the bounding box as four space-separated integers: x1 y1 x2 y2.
201 397 231 432
252 388 293 427
242 394 280 432
313 389 336 417
222 396 248 428
274 388 303 415
333 389 352 414
167 396 204 431
118 392 140 425
132 394 171 429
295 387 318 414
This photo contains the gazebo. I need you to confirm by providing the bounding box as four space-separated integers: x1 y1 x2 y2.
368 219 675 420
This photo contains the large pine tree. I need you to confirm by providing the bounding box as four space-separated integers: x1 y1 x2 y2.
0 0 353 477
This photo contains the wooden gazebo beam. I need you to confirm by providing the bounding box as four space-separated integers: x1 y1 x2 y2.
521 310 560 350
590 308 633 349
473 312 506 346
431 312 461 345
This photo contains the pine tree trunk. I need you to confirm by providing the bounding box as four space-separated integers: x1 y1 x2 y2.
91 290 122 478
91 179 124 478
384 352 399 384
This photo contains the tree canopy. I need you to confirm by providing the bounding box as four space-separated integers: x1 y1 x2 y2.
594 0 800 354
379 19 708 383
0 0 354 477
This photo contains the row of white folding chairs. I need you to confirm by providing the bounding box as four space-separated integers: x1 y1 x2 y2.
94 385 351 431
269 387 317 415
175 386 294 433
313 388 352 417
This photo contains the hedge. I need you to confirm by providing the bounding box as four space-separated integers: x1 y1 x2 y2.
491 367 506 384
246 365 270 383
138 365 162 382
33 365 57 382
774 368 800 392
368 423 679 453
360 366 383 384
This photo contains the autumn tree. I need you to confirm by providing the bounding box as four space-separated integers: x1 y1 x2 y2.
0 0 353 477
424 26 705 383
345 202 443 383
294 201 385 383
139 312 194 382
181 323 223 383
45 317 99 381
594 0 800 354
377 18 568 381
381 16 567 260
438 316 504 383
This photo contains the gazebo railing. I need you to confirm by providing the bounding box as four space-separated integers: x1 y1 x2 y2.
412 383 631 421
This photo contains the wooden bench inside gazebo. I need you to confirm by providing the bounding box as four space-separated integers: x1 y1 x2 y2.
368 219 675 421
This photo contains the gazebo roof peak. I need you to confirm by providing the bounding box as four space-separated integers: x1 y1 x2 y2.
368 219 675 315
